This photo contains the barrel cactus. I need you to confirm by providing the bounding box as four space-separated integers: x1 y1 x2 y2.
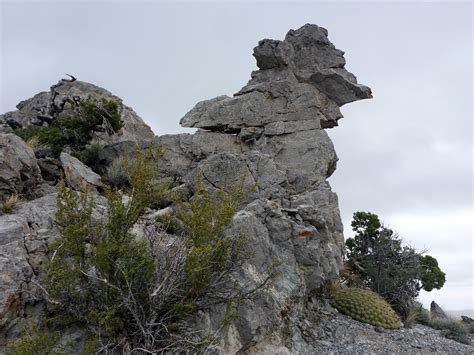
331 288 401 329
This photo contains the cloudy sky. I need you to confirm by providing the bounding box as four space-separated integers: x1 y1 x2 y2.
1 1 472 311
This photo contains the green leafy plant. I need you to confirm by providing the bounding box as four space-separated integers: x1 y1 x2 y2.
176 173 251 304
41 147 270 353
72 143 102 168
15 98 121 158
6 323 60 355
419 255 446 292
345 211 446 318
331 288 401 329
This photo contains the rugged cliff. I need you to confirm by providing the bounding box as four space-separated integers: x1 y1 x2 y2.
2 24 471 354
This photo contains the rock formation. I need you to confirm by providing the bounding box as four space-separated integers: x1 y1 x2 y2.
15 24 474 354
430 301 449 321
0 78 155 144
1 22 472 354
152 23 371 352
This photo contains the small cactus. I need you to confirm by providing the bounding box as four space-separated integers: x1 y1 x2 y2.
331 288 401 329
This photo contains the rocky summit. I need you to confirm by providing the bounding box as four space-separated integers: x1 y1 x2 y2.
0 24 472 354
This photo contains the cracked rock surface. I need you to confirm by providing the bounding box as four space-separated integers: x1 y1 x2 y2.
0 23 385 353
154 24 370 353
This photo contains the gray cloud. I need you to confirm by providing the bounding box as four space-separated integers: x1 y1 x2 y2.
1 1 472 310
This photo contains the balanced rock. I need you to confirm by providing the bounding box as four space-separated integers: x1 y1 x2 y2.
180 23 371 132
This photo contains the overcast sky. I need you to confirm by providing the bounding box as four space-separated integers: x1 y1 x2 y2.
1 1 472 311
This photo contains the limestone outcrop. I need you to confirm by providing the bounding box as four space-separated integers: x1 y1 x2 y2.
155 23 371 352
180 23 371 132
0 78 155 144
0 134 42 199
0 23 375 353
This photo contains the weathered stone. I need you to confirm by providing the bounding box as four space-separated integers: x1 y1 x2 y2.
0 23 382 354
0 133 42 199
59 153 103 190
430 301 448 320
96 140 152 173
180 24 371 132
0 79 155 144
37 157 61 182
0 192 107 347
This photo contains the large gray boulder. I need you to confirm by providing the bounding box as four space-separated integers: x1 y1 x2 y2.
0 192 107 348
59 153 103 190
0 78 155 144
0 133 42 199
430 301 448 320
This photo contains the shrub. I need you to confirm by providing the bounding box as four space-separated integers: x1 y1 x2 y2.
416 307 432 326
105 156 129 187
1 194 20 214
430 319 470 345
469 322 474 334
72 143 102 168
345 211 446 318
419 255 446 292
6 323 60 355
25 135 44 149
331 288 401 329
15 98 122 158
41 147 270 353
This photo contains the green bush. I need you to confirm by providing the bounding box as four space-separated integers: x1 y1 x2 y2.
331 288 401 329
345 211 446 318
41 147 267 352
416 307 432 326
105 156 129 187
72 143 102 167
45 146 161 335
6 324 60 355
15 98 121 158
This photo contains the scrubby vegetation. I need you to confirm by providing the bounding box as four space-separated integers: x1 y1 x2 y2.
344 211 446 318
331 288 401 329
5 323 61 355
14 98 121 159
14 146 272 353
1 194 20 214
408 304 471 345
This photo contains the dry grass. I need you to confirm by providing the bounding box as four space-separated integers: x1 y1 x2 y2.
25 135 44 149
1 194 20 214
324 279 342 298
404 306 422 328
